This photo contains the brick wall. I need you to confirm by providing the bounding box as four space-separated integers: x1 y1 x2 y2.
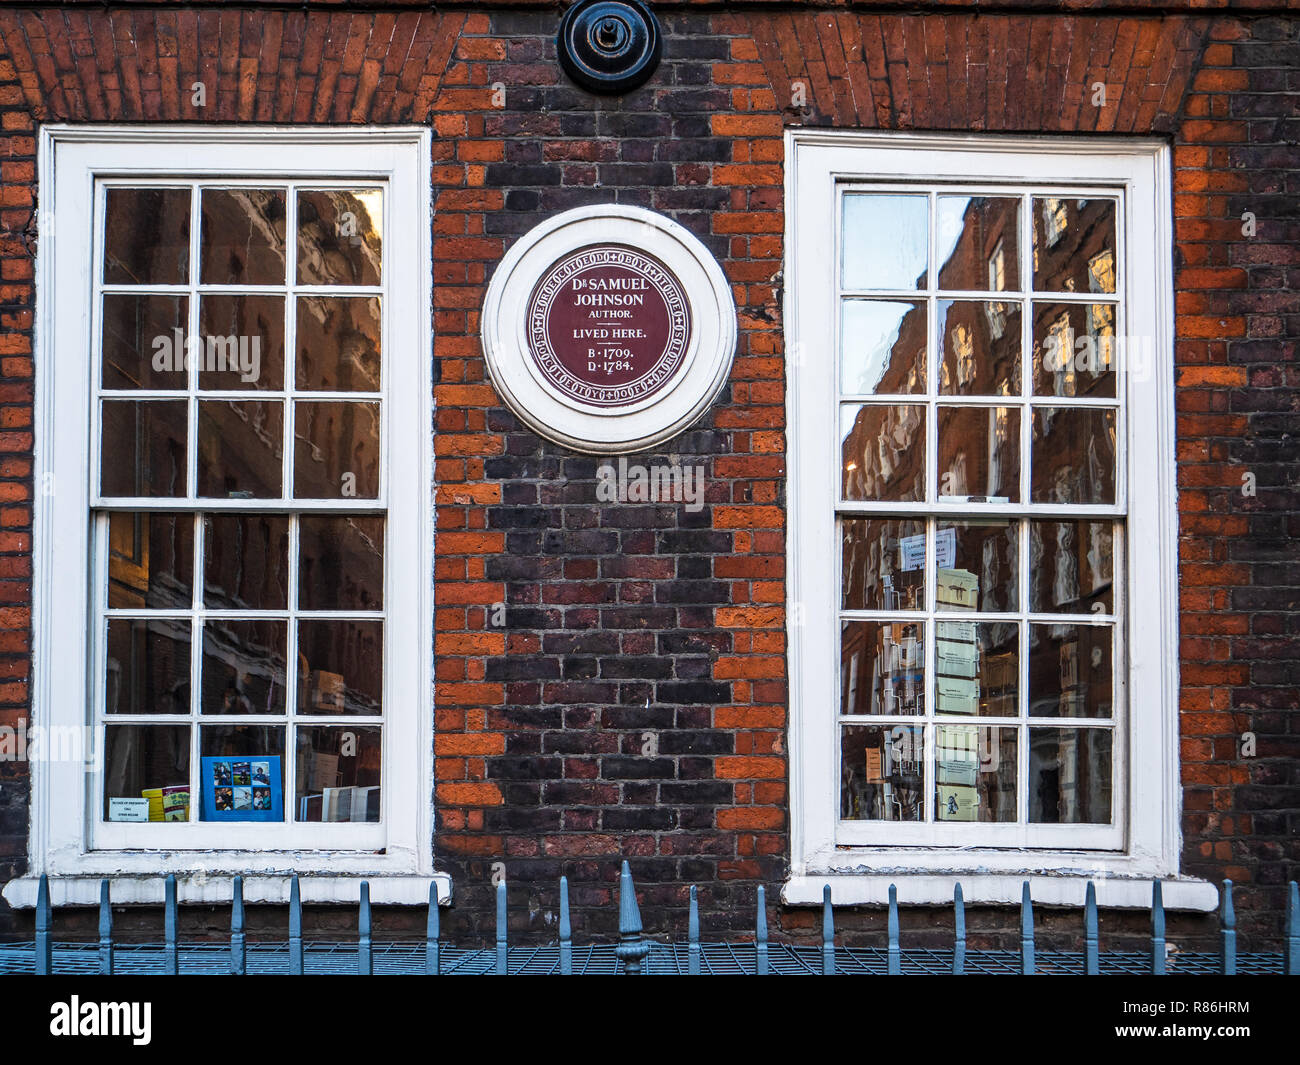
0 3 1295 949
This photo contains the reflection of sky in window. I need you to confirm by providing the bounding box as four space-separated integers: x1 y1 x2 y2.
841 300 918 394
842 194 927 290
935 197 972 281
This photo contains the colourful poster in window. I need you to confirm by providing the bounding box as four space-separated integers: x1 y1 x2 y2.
201 756 283 822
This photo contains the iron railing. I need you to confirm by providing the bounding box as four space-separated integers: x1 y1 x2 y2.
1 864 1296 975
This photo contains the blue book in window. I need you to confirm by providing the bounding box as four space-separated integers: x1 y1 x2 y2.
201 756 283 822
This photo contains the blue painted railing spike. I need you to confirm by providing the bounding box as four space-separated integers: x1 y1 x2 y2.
164 874 178 975
687 885 700 975
953 883 966 976
288 875 303 975
755 885 769 976
1286 881 1299 977
495 878 508 975
231 875 246 976
98 879 113 975
358 880 372 976
1084 882 1099 976
821 883 835 976
425 881 441 975
887 883 901 975
558 877 572 976
1151 880 1166 975
1020 881 1035 976
615 860 650 975
1221 879 1236 976
35 873 51 975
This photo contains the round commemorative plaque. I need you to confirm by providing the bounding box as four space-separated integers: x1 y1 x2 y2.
482 204 736 454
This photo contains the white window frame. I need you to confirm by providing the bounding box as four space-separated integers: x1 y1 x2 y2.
784 131 1215 911
8 126 442 908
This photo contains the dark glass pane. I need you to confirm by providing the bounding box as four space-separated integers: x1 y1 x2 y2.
1032 198 1117 294
937 299 1021 396
203 513 290 610
841 620 924 717
934 619 1018 717
936 196 1021 292
1028 727 1113 823
1031 407 1117 505
840 300 925 395
293 401 380 499
1028 520 1114 614
296 190 383 286
103 188 190 285
101 294 188 390
105 618 191 715
296 620 383 716
841 518 925 612
108 511 194 610
1032 302 1117 399
100 399 188 498
201 619 287 715
1028 623 1113 718
199 188 287 285
295 725 382 822
295 296 382 392
937 405 1020 502
841 403 926 502
103 725 191 821
198 295 286 391
298 515 384 611
196 400 284 499
841 724 923 821
934 521 1019 613
935 725 1017 822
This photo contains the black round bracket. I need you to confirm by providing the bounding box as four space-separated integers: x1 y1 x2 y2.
557 0 662 95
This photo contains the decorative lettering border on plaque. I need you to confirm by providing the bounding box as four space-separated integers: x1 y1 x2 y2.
482 204 737 453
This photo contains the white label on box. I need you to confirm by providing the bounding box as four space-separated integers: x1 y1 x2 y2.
108 797 150 822
937 643 978 678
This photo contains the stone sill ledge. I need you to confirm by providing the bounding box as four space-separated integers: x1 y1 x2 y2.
2 874 453 909
783 874 1219 912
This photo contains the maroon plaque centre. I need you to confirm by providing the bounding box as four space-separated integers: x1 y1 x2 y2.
527 245 691 407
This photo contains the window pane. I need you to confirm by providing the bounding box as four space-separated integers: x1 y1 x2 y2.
840 300 925 395
937 299 1021 396
201 619 288 715
203 513 290 610
1028 520 1114 614
297 190 383 286
1028 727 1112 823
105 618 191 715
200 726 286 821
103 724 190 821
841 724 923 821
937 405 1020 502
298 516 384 611
296 296 382 392
1031 407 1117 505
199 188 287 285
842 194 927 291
841 518 925 611
293 401 380 499
1031 302 1117 399
103 188 190 285
297 620 383 716
934 521 1019 613
198 295 286 391
197 400 284 499
100 399 188 498
935 724 1017 822
1032 198 1116 294
935 620 1018 717
295 725 382 821
101 294 188 390
1029 623 1113 718
108 512 194 609
936 196 1021 292
841 403 926 502
841 620 924 716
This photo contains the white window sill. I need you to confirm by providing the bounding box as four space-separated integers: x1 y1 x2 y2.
2 873 453 909
783 874 1219 912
